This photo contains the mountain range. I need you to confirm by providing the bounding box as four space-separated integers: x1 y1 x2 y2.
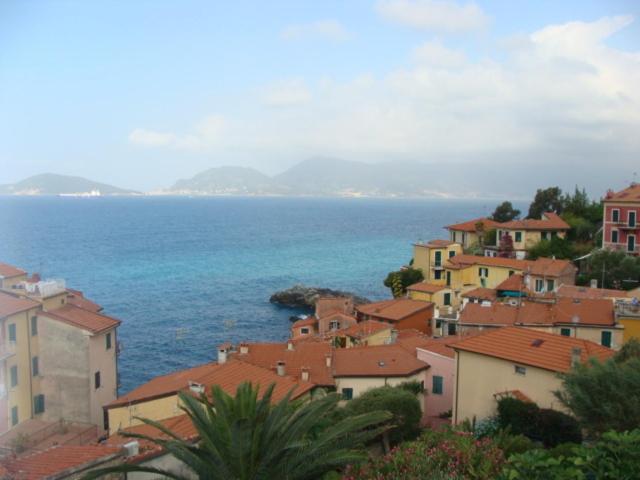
0 173 138 195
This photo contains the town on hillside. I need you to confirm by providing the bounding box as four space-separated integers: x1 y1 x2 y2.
1 183 639 478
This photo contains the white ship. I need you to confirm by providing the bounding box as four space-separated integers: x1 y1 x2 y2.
58 189 102 197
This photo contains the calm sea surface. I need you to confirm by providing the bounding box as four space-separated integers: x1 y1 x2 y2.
0 196 505 393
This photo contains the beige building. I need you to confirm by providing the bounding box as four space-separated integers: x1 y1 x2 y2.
445 218 500 251
451 327 614 424
0 263 28 289
412 240 462 284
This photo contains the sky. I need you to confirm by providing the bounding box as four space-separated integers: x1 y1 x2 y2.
1 0 639 193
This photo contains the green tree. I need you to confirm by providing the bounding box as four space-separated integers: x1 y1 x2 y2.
87 382 390 480
528 187 564 219
383 267 424 297
576 249 640 290
527 237 575 260
491 201 521 222
555 343 640 435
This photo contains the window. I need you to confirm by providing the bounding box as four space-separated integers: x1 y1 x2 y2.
8 324 16 342
300 327 310 335
11 407 18 427
435 319 442 329
612 209 620 222
478 267 488 277
542 232 550 241
514 365 527 375
629 211 637 228
461 232 466 244
432 375 444 395
341 388 353 400
103 410 110 431
443 293 451 306
447 323 457 335
560 328 571 337
535 279 544 292
434 270 442 280
31 316 38 336
33 394 45 415
106 332 112 350
612 230 619 243
446 271 451 287
329 320 340 331
629 235 636 253
515 231 522 243
546 280 554 292
10 365 18 388
32 356 39 376
508 270 515 277
434 251 442 267
94 371 101 389
601 331 612 348
448 250 456 259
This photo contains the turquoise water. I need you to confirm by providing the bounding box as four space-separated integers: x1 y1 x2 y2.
0 196 498 393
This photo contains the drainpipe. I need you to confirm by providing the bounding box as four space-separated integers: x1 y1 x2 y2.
27 310 34 419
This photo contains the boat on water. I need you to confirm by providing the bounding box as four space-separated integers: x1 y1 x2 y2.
58 189 102 197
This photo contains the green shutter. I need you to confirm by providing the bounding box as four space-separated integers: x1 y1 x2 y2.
601 331 612 348
8 324 16 342
32 356 39 376
432 375 443 395
31 316 38 336
10 365 18 387
11 407 18 426
34 395 45 414
560 328 571 337
106 332 112 350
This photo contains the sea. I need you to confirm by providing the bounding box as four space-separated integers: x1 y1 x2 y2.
0 196 506 394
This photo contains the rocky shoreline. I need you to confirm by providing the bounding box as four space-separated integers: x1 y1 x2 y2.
269 284 370 310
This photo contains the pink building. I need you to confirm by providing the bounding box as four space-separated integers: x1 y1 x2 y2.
415 338 456 422
603 183 640 256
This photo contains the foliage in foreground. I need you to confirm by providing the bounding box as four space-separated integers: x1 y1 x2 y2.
86 382 390 480
383 267 424 297
576 249 640 290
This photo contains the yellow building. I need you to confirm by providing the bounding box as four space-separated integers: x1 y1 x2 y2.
0 263 28 289
445 218 501 251
412 240 462 283
616 302 640 343
452 327 614 424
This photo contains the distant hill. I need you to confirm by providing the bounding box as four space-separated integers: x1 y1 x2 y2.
170 166 278 194
0 174 138 195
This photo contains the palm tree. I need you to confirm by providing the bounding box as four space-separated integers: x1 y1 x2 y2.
86 382 390 480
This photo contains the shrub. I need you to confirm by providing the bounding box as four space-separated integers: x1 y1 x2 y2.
395 380 425 395
491 429 538 458
383 267 424 297
498 449 586 480
496 397 537 434
343 386 422 445
583 429 640 479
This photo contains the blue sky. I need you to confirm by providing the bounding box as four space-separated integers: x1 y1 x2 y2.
1 0 639 193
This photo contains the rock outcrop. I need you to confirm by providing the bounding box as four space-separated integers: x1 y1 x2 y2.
270 284 369 310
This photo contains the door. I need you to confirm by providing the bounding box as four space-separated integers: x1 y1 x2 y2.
629 211 637 228
629 235 636 253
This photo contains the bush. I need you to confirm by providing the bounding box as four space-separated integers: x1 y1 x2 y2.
497 397 538 434
491 429 538 458
343 386 422 445
498 449 586 480
383 267 424 297
344 428 505 480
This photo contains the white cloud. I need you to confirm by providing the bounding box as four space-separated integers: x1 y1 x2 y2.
129 115 226 150
412 40 467 67
280 20 351 42
376 0 489 32
262 79 312 107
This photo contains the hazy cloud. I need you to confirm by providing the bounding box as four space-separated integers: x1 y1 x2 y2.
280 20 351 42
412 40 467 67
262 79 312 107
129 115 226 150
376 0 489 32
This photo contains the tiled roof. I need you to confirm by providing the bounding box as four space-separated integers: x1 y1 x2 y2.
232 342 334 386
108 359 313 408
407 282 446 294
450 327 614 373
556 285 630 300
461 287 497 301
0 262 26 279
526 257 576 277
291 316 317 328
1 445 122 480
446 255 575 278
496 274 527 292
356 298 433 321
445 217 500 233
459 298 615 327
499 212 570 231
415 336 459 359
0 291 40 318
342 320 392 339
40 304 120 334
333 344 429 377
604 183 640 203
66 288 103 312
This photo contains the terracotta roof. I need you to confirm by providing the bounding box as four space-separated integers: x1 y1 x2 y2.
557 285 630 300
291 316 317 328
445 217 500 233
604 183 640 203
407 282 446 294
415 239 456 248
461 287 497 301
496 274 527 292
1 445 122 480
40 304 120 335
0 262 26 279
451 327 614 373
446 255 575 278
231 342 334 386
333 344 429 377
356 298 433 321
459 298 615 327
526 257 576 277
342 320 392 339
66 289 103 312
0 291 40 319
107 359 313 409
500 212 570 231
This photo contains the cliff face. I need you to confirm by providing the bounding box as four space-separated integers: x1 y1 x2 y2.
270 284 370 310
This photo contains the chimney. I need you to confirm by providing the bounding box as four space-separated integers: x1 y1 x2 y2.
217 343 230 364
590 279 598 289
239 343 249 355
287 340 294 351
276 361 286 376
301 367 310 382
571 347 582 367
325 353 332 368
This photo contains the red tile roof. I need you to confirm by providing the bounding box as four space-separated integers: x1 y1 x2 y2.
407 282 446 294
356 298 433 321
604 183 640 203
1 445 122 480
232 342 334 386
499 212 569 231
0 262 26 279
496 274 526 291
461 287 497 301
342 320 392 339
0 291 40 319
333 344 429 377
445 217 500 233
66 289 103 312
446 255 575 278
291 316 317 328
40 304 120 335
556 285 630 300
451 327 614 373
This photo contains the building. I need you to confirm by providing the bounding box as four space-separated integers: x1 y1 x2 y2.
445 218 500 251
0 263 28 289
339 320 394 347
355 298 434 334
485 212 570 259
451 327 614 424
603 183 640 255
412 240 462 284
406 282 450 308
